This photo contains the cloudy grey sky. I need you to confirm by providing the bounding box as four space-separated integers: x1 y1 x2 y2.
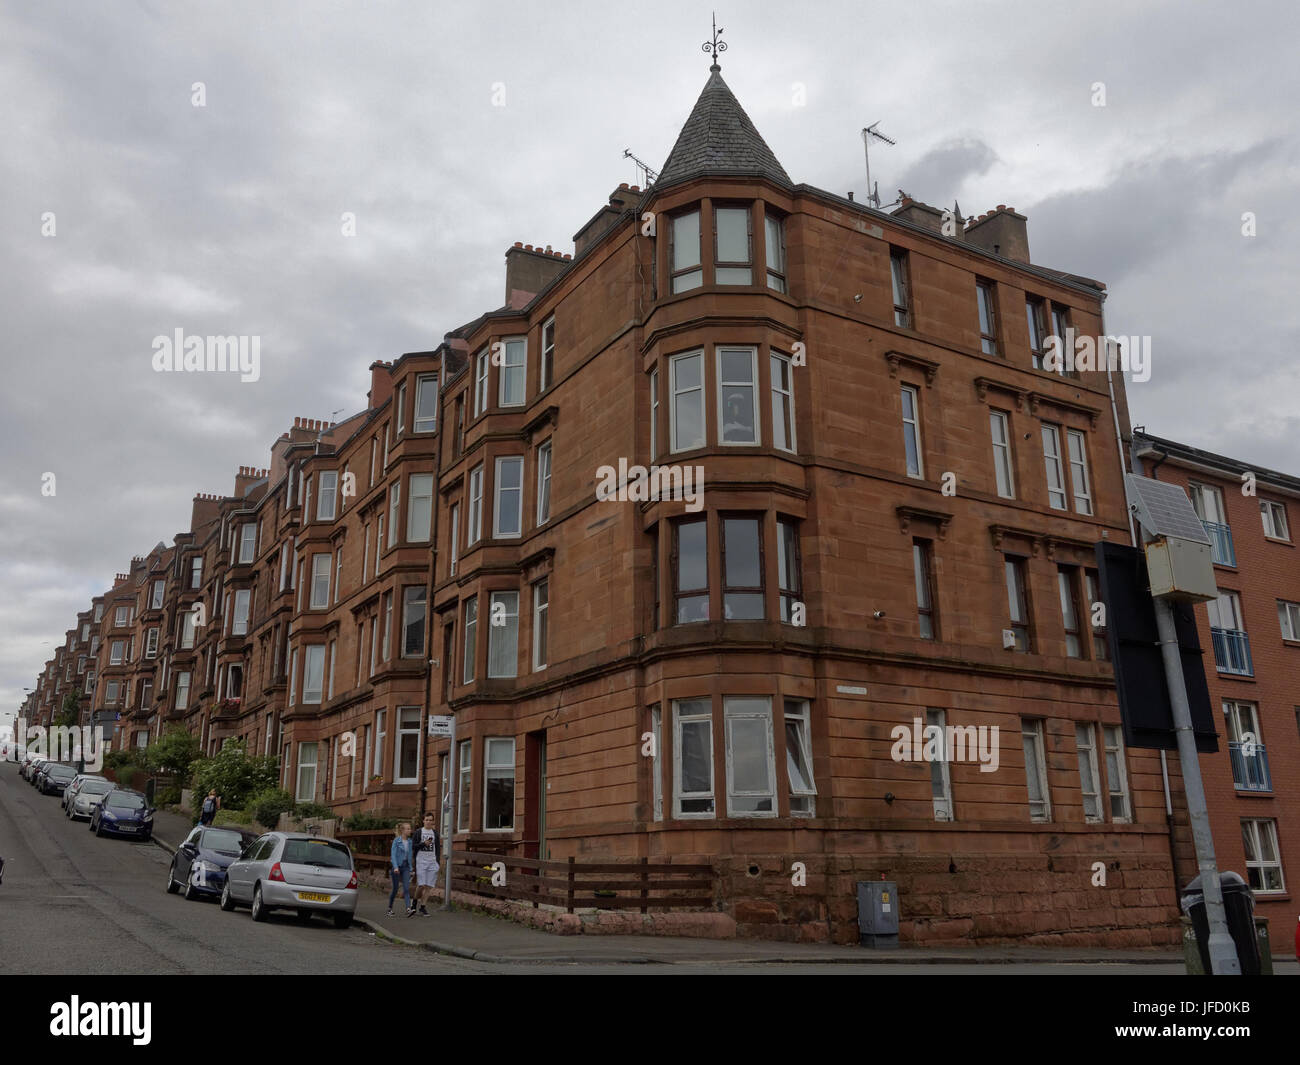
3 0 1298 722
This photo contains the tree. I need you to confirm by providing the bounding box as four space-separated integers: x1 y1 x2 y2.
53 691 80 729
144 727 201 779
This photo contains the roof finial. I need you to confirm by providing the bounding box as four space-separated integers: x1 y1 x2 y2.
702 12 726 71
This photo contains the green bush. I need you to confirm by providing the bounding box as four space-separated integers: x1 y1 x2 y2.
248 788 296 830
103 749 143 772
189 740 280 809
213 807 253 826
342 812 400 831
156 784 182 807
115 766 138 789
295 801 334 820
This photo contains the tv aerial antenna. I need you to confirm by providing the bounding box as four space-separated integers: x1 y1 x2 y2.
861 122 897 209
623 148 658 187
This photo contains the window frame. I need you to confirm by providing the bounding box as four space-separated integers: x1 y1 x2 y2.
536 442 552 527
672 516 709 624
482 737 516 831
467 465 484 545
493 456 525 539
669 350 706 453
540 318 555 393
724 696 776 817
913 538 938 639
669 208 703 293
1022 718 1051 822
498 336 526 408
1074 723 1103 823
976 279 998 354
672 698 715 817
785 698 817 816
765 212 787 292
414 373 439 433
473 348 489 417
462 597 478 684
1261 499 1290 541
487 590 520 679
770 351 796 453
889 247 911 328
317 472 338 522
720 514 765 620
532 578 549 672
716 345 759 446
713 203 753 286
900 383 924 478
407 472 434 543
394 706 421 785
990 409 1015 498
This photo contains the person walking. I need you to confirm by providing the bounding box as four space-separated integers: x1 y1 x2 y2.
199 789 220 827
410 811 441 916
388 821 415 918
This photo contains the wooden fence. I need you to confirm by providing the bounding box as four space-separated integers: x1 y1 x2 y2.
335 832 715 914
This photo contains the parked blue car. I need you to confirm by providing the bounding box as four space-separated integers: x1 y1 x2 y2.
89 788 154 840
167 825 256 901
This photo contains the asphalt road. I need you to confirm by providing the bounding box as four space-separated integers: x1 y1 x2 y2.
3 762 1291 976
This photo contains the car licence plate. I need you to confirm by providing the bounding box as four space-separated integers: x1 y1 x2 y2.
297 891 331 902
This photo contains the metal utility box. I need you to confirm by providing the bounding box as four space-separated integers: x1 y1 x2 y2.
1145 538 1217 603
856 881 899 949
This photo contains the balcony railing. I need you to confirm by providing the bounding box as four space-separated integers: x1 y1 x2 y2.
1229 741 1272 791
1211 628 1253 676
1203 520 1236 567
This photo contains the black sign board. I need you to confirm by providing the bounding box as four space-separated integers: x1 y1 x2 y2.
1094 541 1219 752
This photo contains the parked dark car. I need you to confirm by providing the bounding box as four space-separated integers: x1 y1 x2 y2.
38 763 77 796
21 755 45 782
167 826 257 901
32 761 56 789
88 788 154 840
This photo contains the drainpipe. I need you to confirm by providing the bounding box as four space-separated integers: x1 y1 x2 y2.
417 353 445 822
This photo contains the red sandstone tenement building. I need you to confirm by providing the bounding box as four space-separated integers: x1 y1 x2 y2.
31 62 1289 947
1131 431 1300 936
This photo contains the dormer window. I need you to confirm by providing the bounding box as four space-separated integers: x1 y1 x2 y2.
670 210 702 293
714 206 752 285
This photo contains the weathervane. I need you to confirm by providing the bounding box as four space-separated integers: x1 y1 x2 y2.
702 12 726 70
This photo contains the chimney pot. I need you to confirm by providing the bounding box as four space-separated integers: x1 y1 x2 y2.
630 184 640 192
513 241 523 248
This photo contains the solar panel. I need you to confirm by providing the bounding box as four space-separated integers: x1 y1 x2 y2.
1124 474 1211 544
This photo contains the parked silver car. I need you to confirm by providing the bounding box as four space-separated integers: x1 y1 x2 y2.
220 832 357 928
64 775 113 820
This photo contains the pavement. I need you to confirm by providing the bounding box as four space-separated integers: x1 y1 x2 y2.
149 807 1196 967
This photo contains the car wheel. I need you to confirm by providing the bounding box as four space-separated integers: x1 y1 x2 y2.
333 914 352 930
88 816 95 831
251 884 268 922
220 881 236 912
184 877 198 902
166 862 180 894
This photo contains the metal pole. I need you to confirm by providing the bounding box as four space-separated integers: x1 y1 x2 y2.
1152 596 1240 974
442 714 454 911
861 132 872 208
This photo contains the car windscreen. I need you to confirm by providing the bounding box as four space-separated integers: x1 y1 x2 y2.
49 766 76 779
80 780 112 794
107 792 146 810
201 829 247 855
281 839 352 869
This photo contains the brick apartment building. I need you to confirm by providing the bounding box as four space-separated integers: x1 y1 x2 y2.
25 61 1211 946
1131 430 1299 933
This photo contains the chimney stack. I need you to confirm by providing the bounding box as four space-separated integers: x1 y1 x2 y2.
505 243 571 308
962 205 1030 263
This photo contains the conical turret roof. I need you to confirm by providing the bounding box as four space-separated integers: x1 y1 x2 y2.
657 68 791 189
